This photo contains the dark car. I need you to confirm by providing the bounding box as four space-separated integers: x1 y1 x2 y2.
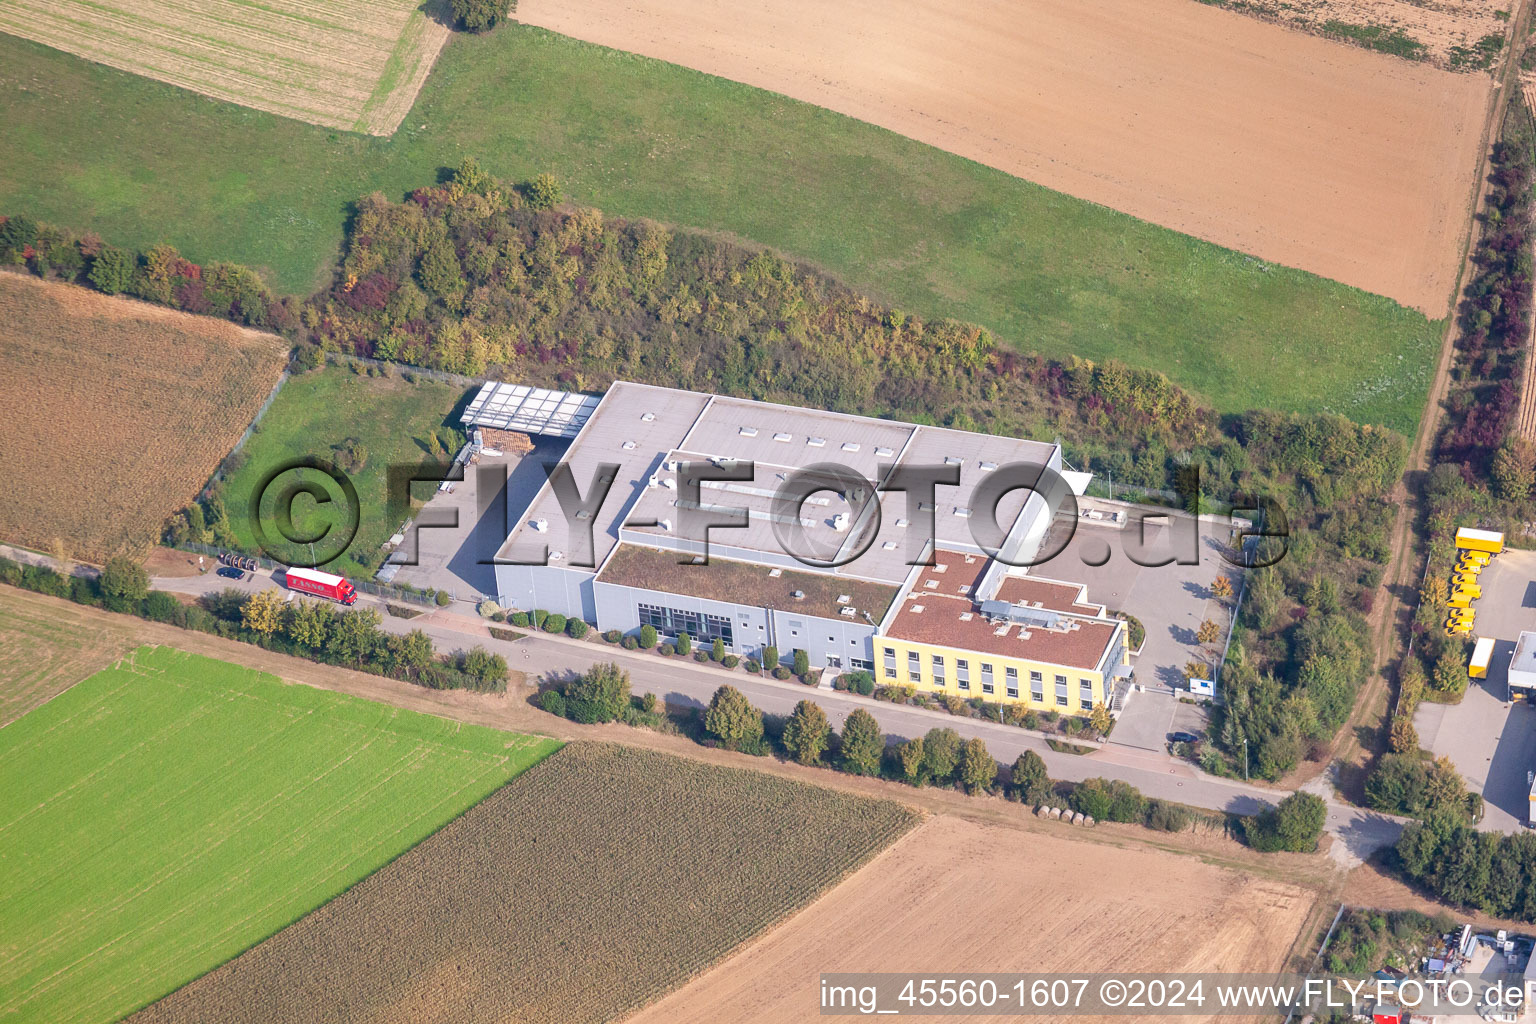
216 566 247 581
1167 731 1200 745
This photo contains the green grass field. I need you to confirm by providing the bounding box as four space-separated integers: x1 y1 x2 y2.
221 364 466 578
0 27 1442 431
0 645 558 1024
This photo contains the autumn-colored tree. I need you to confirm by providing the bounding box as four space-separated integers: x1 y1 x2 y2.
1211 575 1233 599
1089 702 1113 736
1387 714 1419 754
1196 619 1221 645
242 588 285 638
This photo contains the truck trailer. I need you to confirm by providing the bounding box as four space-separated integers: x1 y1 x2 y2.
283 567 358 605
1455 527 1505 555
1470 636 1495 679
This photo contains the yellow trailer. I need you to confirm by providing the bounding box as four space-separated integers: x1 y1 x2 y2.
1455 527 1505 554
1470 636 1495 679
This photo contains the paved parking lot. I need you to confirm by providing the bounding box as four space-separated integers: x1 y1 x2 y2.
1414 548 1536 832
1109 688 1211 752
387 439 566 600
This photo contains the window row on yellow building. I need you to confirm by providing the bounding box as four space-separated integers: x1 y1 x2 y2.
877 638 1106 713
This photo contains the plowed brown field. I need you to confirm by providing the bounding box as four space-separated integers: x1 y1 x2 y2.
627 816 1318 1024
0 274 286 561
519 0 1493 316
0 0 449 134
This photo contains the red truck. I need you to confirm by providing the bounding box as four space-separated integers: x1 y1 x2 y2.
283 567 358 605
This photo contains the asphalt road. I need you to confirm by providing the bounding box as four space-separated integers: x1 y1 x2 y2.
144 565 1408 865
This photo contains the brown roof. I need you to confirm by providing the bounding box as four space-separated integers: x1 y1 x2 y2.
993 576 1103 616
885 598 1119 671
595 544 899 622
887 549 1118 670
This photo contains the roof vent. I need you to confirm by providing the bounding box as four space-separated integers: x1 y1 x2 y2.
839 607 856 618
550 550 564 561
924 580 939 590
959 612 974 622
740 426 758 437
576 509 592 521
994 624 1009 636
658 518 672 532
836 594 851 604
832 513 849 533
768 568 783 577
773 432 792 443
530 518 548 532
641 412 656 422
842 442 860 452
622 440 637 450
808 436 826 448
896 518 909 528
979 460 997 472
875 446 895 458
882 541 898 551
792 590 805 600
954 507 972 518
648 475 661 488
959 585 972 595
662 478 677 490
943 456 963 466
912 604 925 614
932 564 947 574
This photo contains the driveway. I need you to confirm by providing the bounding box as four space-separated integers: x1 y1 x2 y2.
1110 687 1209 753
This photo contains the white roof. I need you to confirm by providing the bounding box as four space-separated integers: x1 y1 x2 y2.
1471 636 1496 667
1456 527 1504 544
287 566 346 586
1511 632 1536 686
462 382 601 439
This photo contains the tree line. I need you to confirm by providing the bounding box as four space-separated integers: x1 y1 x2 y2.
0 555 506 693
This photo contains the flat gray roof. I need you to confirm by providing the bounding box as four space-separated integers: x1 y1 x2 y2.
494 381 1062 585
1512 630 1536 689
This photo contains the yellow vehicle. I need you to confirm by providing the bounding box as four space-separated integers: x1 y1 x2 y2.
1470 637 1495 679
1452 570 1480 585
1459 551 1491 568
1448 593 1475 609
1447 605 1475 621
1446 619 1474 637
1454 584 1483 600
1455 527 1505 555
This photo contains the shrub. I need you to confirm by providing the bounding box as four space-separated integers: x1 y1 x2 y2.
705 685 763 750
793 649 810 676
543 612 567 634
957 738 997 794
100 555 149 607
694 651 710 662
744 659 761 674
762 644 779 669
711 636 726 662
897 737 925 783
839 709 884 776
477 598 501 618
88 245 135 294
539 689 567 718
854 673 875 696
1071 778 1144 822
1011 750 1052 805
1244 792 1327 852
722 654 739 668
565 617 589 639
622 636 639 650
641 692 658 713
943 695 970 716
659 643 676 657
603 629 622 643
435 591 452 607
492 611 506 623
676 632 692 657
922 727 962 783
1388 714 1419 754
782 700 831 765
526 172 563 210
510 611 530 627
533 609 549 631
772 666 792 680
565 661 631 723
1144 799 1194 832
450 0 512 33
639 624 657 649
141 590 183 624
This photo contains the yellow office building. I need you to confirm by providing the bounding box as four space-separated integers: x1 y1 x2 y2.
875 550 1130 713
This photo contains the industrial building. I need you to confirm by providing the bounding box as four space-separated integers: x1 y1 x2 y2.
466 380 1131 712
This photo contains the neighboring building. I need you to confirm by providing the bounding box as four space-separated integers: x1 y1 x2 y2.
1510 631 1536 702
471 379 1126 711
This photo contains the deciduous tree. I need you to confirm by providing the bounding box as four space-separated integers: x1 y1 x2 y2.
781 700 830 765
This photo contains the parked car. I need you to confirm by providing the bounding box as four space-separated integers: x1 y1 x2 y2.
1167 731 1200 745
216 566 247 581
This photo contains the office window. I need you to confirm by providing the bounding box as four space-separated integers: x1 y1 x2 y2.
850 658 873 671
883 647 897 679
908 650 921 683
932 655 946 684
1005 666 1019 699
1080 679 1094 712
980 663 994 695
1030 670 1043 703
1055 674 1068 707
956 658 970 690
637 603 733 646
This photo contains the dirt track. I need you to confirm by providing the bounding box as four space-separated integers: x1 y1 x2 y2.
519 0 1492 316
626 815 1317 1024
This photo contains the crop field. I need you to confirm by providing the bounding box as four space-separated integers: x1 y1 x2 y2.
0 645 559 1024
0 584 134 725
0 274 287 562
0 0 449 134
0 30 1444 432
1195 0 1513 71
521 0 1491 318
632 816 1319 1024
218 362 467 579
129 742 920 1024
